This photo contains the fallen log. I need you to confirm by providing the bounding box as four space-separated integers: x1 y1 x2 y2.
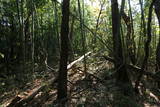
7 96 22 107
46 52 91 71
7 78 56 107
67 52 91 70
15 86 45 107
102 55 141 71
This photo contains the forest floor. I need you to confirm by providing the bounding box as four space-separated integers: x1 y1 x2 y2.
0 52 160 107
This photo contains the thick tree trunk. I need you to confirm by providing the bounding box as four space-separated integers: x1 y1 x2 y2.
154 0 160 88
111 0 131 85
57 0 70 106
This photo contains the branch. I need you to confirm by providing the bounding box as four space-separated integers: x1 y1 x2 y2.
54 0 112 52
67 52 91 70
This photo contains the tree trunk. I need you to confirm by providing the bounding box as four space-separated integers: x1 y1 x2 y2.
31 0 35 72
137 0 146 63
135 0 155 93
111 0 131 86
122 11 136 65
20 0 25 73
127 0 136 64
57 0 70 106
52 0 60 53
77 0 87 73
68 16 75 62
154 0 160 88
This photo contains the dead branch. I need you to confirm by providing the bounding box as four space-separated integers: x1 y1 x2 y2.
67 52 91 70
102 55 160 81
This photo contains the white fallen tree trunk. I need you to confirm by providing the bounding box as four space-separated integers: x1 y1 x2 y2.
67 51 91 70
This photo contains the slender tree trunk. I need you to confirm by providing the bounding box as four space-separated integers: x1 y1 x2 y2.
31 0 35 72
128 0 136 64
137 0 145 64
93 0 105 50
78 0 86 73
52 0 60 53
57 0 70 106
16 0 22 63
135 0 155 93
16 0 21 29
139 0 146 37
68 16 75 62
21 0 25 69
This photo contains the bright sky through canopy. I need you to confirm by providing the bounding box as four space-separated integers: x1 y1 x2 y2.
84 0 140 12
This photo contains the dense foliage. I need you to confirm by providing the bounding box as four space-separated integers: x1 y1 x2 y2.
0 0 160 106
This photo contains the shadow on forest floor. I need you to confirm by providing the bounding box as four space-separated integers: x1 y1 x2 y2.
0 53 160 107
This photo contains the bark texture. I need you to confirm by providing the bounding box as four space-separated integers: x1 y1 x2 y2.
57 0 70 105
